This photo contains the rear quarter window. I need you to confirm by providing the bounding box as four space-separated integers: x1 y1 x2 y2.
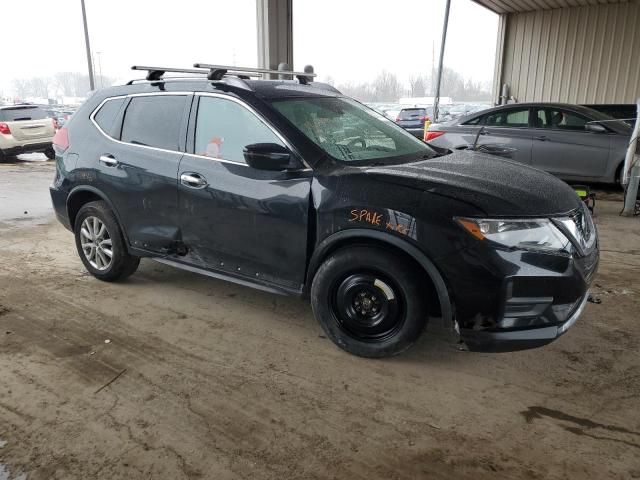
93 97 126 137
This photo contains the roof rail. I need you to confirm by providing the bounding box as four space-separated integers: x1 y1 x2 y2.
193 63 316 84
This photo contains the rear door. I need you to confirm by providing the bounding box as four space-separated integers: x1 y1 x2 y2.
177 93 312 291
0 106 55 142
477 107 533 165
89 93 190 253
531 107 610 179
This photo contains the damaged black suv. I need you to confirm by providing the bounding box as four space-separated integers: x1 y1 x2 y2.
50 64 599 357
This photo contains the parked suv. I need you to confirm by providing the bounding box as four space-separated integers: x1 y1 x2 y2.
0 105 56 160
393 107 431 138
50 65 599 357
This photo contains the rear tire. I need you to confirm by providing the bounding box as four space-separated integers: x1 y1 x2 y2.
311 246 427 358
74 201 139 282
44 147 55 160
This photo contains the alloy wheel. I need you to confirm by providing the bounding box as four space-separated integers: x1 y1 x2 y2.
80 216 113 271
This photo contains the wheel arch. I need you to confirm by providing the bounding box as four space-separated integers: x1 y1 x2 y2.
306 229 454 329
66 186 130 244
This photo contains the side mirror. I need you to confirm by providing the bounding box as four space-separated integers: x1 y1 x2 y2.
243 143 292 171
586 123 607 133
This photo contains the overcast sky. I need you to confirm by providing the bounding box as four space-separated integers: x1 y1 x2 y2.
0 0 498 95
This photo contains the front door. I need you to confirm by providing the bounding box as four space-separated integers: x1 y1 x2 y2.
177 93 312 291
531 107 611 179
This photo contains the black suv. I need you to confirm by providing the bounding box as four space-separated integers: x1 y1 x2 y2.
50 64 599 358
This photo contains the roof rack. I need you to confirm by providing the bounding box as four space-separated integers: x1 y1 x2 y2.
193 63 316 84
128 63 316 84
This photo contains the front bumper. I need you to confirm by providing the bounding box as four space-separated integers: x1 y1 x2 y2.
437 240 599 352
460 290 589 352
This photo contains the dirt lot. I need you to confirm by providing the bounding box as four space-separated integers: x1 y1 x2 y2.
1 160 639 479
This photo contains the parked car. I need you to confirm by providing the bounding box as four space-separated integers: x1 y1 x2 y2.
0 104 56 160
426 102 632 185
393 107 432 138
50 68 598 358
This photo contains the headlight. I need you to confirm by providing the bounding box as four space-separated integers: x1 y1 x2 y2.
457 218 571 252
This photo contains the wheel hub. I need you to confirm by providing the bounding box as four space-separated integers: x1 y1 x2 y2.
332 273 404 342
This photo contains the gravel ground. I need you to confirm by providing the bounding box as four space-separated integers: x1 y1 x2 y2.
1 161 639 479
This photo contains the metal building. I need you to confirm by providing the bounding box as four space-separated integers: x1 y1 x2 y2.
473 0 640 104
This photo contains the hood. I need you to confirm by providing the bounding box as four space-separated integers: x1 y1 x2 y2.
365 150 582 217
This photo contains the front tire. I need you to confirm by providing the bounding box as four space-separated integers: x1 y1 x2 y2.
311 246 427 358
44 147 55 160
74 201 139 281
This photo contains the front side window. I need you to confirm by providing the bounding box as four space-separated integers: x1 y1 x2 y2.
535 108 589 131
485 108 530 128
120 95 186 151
271 97 435 164
194 96 284 163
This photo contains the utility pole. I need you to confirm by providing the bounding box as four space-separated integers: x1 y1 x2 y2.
433 0 451 122
80 0 95 91
96 51 104 88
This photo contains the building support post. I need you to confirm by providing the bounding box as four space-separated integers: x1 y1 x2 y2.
621 100 640 216
257 0 293 78
433 0 451 123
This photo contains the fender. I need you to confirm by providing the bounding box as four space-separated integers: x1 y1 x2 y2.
66 185 131 246
307 228 453 329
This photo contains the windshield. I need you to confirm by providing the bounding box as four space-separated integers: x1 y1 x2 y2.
581 107 632 133
271 97 436 164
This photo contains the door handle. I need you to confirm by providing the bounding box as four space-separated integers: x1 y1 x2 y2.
99 155 118 166
180 173 208 189
534 135 548 141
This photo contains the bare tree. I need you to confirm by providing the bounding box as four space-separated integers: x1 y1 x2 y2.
12 79 30 99
54 72 78 96
372 71 401 102
28 77 50 98
408 75 427 97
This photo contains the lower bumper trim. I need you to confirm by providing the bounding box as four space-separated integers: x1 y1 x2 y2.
461 291 589 352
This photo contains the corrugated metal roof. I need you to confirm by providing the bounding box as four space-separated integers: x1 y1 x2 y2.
472 0 630 14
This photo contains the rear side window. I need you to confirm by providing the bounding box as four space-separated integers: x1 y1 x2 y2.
94 98 126 137
121 95 186 151
0 106 48 121
485 108 530 128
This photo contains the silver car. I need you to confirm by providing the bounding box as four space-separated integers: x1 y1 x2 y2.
427 103 632 185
